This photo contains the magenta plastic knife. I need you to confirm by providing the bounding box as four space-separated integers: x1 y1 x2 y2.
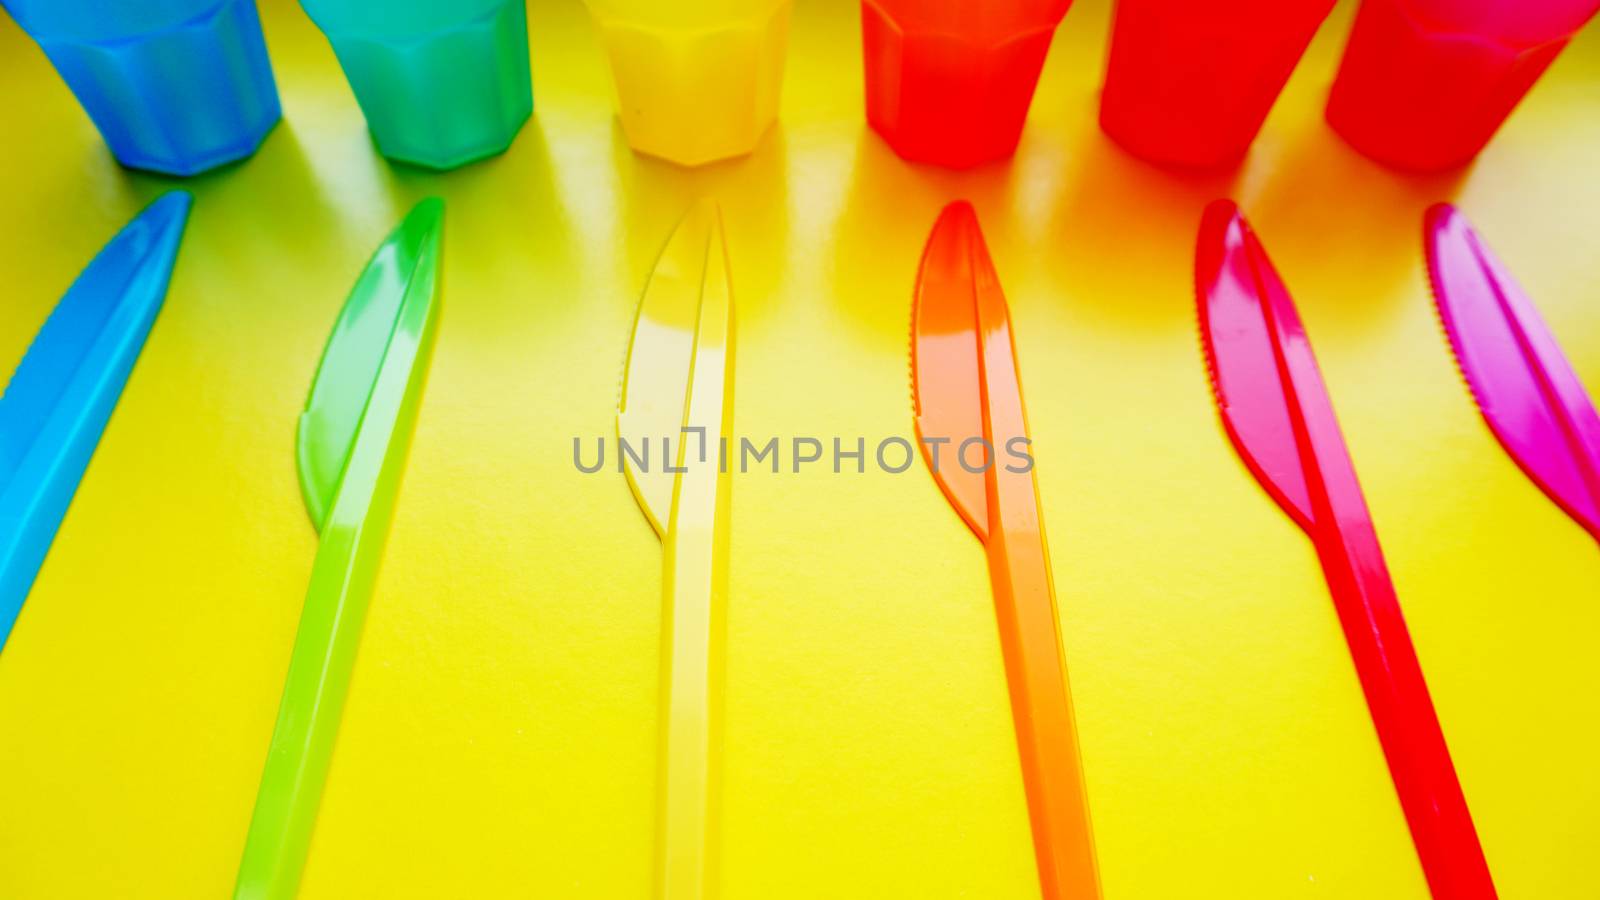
1425 203 1600 544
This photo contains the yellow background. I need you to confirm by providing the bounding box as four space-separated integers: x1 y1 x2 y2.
2 1 1598 897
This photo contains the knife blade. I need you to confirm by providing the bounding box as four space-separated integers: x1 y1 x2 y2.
1424 203 1600 544
232 198 444 900
911 201 1101 900
0 191 191 651
618 199 735 900
1197 199 1497 900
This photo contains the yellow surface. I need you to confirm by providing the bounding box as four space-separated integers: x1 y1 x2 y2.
1 1 1598 897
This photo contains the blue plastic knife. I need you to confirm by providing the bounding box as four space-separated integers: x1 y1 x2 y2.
0 191 191 650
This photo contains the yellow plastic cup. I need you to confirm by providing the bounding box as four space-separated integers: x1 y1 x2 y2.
584 0 792 166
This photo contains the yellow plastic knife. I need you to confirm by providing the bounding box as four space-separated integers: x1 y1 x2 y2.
618 200 736 900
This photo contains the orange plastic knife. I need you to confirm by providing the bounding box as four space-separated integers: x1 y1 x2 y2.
911 201 1101 900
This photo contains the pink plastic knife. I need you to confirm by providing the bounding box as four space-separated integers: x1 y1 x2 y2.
1425 203 1600 544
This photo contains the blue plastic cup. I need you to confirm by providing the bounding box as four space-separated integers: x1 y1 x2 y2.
1 0 282 176
298 0 533 170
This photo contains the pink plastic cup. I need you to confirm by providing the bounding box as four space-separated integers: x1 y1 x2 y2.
1099 0 1336 169
1328 0 1600 172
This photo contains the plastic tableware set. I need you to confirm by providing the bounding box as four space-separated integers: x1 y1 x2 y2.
3 2 1599 900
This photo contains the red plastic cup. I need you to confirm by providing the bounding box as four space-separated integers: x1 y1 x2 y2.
861 0 1072 168
1328 0 1600 172
1099 0 1336 169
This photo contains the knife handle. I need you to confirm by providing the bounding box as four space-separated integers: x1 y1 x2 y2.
231 513 385 900
656 462 730 900
1315 520 1497 900
986 467 1101 900
233 343 427 900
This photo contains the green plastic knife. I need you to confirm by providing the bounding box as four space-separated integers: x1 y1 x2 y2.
233 198 444 900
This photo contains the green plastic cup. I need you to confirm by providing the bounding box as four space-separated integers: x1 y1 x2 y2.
299 0 533 169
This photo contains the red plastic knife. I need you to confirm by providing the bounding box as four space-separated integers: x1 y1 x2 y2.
1197 200 1496 900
